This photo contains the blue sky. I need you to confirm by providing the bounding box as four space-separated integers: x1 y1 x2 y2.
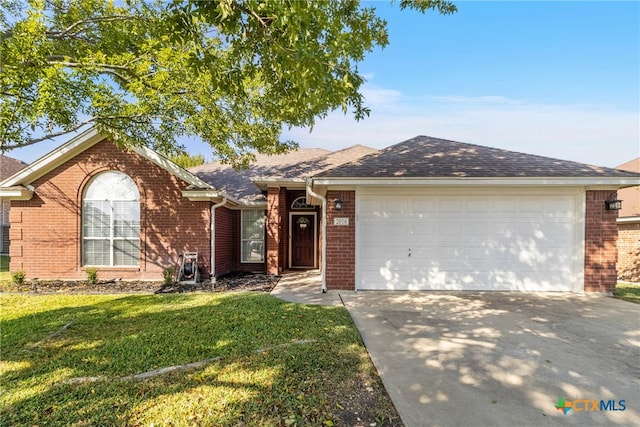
9 1 640 168
282 0 639 168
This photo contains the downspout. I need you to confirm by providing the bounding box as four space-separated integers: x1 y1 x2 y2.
306 178 327 293
210 197 227 287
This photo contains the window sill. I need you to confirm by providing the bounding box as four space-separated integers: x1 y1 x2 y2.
82 266 141 271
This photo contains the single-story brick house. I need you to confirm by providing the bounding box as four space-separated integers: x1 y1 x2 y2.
1 128 638 293
615 158 640 282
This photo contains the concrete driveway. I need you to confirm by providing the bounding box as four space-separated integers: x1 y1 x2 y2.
339 292 640 427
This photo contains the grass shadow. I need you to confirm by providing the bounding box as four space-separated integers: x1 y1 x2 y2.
1 293 399 425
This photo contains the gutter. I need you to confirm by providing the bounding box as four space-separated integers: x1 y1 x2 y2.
306 178 327 293
210 197 227 286
617 216 640 224
310 176 640 187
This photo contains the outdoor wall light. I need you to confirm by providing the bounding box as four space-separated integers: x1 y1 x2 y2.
297 217 310 229
334 198 343 211
604 194 622 211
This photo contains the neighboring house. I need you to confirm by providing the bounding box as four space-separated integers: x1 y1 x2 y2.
0 155 28 254
0 128 638 293
615 157 640 282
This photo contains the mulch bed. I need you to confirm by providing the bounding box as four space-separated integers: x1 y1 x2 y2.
5 272 280 294
155 272 280 294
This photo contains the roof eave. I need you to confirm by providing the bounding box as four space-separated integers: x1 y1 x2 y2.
0 185 34 200
181 189 241 205
129 145 215 191
0 128 218 196
311 176 640 187
617 216 640 224
1 127 103 187
252 177 307 191
180 189 267 209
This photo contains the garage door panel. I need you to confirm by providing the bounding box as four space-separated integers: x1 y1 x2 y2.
357 192 578 291
439 199 464 213
413 199 437 213
407 268 572 291
410 222 438 238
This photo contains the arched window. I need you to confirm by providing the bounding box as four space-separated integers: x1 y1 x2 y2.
82 171 140 266
291 196 315 210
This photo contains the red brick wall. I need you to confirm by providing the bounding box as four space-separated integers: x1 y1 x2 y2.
325 190 355 290
617 221 640 282
584 190 619 292
266 187 286 275
10 139 211 281
212 206 266 277
266 188 280 275
278 189 286 271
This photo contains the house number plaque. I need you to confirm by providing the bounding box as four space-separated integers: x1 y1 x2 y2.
333 217 349 226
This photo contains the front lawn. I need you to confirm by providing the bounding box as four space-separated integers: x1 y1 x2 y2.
1 293 401 426
613 282 640 304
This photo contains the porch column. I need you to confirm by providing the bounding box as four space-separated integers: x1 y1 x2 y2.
266 187 285 275
584 190 619 292
325 190 356 290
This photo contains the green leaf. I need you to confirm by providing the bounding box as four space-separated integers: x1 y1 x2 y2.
1 0 456 166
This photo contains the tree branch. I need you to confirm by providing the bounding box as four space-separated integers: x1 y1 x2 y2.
2 111 192 150
46 15 140 40
46 59 133 72
4 120 97 149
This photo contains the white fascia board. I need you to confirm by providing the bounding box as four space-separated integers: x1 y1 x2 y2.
0 186 34 200
1 127 103 188
311 177 640 187
252 178 307 189
181 189 267 209
129 145 214 190
181 189 241 205
617 216 640 224
181 190 226 201
0 128 219 195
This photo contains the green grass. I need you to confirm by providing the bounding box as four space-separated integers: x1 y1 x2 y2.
0 255 11 287
0 293 399 426
613 283 640 304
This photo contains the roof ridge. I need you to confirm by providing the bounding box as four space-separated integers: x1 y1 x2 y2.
316 135 640 179
400 135 634 174
327 144 377 154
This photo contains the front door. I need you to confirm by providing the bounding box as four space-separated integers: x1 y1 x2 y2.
291 214 316 268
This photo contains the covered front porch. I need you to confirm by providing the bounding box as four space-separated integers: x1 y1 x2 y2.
265 188 322 275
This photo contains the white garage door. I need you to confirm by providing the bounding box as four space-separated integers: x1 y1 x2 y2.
356 191 581 291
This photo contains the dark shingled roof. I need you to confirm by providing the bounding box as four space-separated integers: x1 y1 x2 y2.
0 155 27 181
317 136 640 178
189 145 377 202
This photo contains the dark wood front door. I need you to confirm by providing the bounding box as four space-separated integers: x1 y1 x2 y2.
291 214 315 268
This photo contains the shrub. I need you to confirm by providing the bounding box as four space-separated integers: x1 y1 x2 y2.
86 267 98 285
11 270 26 286
162 266 175 285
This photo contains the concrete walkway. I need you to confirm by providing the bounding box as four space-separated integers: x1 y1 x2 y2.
272 274 640 427
270 270 343 306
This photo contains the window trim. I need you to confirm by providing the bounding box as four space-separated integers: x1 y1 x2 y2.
240 209 265 264
291 196 315 210
82 172 140 267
